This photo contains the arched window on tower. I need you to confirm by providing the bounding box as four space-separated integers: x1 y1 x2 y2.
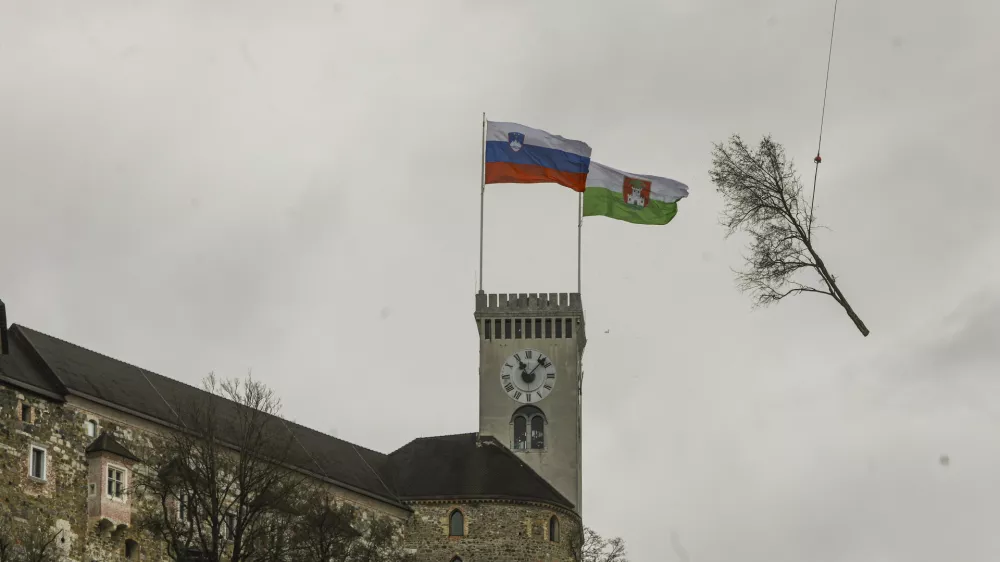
510 406 546 451
549 515 559 542
513 416 527 450
449 509 464 536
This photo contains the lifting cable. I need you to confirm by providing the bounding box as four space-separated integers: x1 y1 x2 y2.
807 0 840 240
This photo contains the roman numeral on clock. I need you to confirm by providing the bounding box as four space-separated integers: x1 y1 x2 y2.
526 393 531 402
525 350 532 359
514 354 521 362
502 374 510 380
513 391 522 400
543 384 552 391
546 373 555 379
504 383 515 393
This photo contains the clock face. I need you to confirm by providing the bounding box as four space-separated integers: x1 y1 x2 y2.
500 349 556 404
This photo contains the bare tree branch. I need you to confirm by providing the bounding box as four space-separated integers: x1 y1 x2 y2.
710 134 870 336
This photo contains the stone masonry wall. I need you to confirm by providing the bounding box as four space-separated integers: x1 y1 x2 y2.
1 382 409 561
403 501 580 562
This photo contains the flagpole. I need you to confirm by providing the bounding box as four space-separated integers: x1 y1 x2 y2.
577 191 583 294
479 112 486 293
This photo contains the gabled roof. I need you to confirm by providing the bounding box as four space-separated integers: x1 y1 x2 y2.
382 433 575 511
0 324 575 513
7 325 402 508
86 431 141 463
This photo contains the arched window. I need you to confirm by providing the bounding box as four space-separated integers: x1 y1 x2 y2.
513 416 527 450
125 539 139 559
449 509 464 536
548 516 559 542
530 416 545 449
511 406 547 450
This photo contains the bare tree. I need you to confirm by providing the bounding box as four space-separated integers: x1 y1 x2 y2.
134 373 305 562
290 489 413 562
570 526 628 562
709 134 869 336
0 508 62 562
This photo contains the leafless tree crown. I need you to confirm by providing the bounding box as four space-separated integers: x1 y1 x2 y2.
709 134 869 336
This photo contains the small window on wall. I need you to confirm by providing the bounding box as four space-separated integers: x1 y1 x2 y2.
530 415 545 449
29 446 46 480
565 318 573 338
484 319 491 340
86 420 98 437
494 319 502 339
535 318 542 338
504 319 512 339
525 318 532 338
545 318 552 338
20 404 32 423
515 319 522 339
554 318 563 338
107 467 125 499
549 516 559 542
448 509 464 536
125 539 139 560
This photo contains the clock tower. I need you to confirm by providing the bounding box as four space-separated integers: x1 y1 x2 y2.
475 291 586 514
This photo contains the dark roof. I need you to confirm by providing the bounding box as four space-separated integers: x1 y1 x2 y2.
9 325 401 507
382 433 575 511
86 431 141 462
1 324 574 513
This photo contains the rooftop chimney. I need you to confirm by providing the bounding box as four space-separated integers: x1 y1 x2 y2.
0 299 8 355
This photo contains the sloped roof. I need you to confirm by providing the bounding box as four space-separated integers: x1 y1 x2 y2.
382 433 575 511
86 431 141 462
1 324 575 513
9 325 401 507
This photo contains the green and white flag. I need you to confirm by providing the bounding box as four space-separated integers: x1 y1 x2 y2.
583 161 689 225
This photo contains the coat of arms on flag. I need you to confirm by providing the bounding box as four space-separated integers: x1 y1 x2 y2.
507 132 525 152
623 176 651 208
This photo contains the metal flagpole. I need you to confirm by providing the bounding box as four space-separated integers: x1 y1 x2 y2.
479 112 486 293
577 191 583 294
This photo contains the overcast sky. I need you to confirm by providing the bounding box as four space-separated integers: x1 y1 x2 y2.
2 0 999 560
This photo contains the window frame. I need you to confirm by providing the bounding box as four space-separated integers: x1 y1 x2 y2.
106 464 127 501
20 403 32 423
448 508 465 537
85 419 98 438
548 515 560 542
29 445 47 481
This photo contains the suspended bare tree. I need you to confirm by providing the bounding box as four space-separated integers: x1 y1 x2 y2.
709 134 869 336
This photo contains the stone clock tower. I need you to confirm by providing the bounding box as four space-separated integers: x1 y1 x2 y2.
475 291 586 514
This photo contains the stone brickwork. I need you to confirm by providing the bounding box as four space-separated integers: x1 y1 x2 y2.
402 501 580 562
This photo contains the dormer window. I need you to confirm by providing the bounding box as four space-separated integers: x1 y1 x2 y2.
86 420 98 437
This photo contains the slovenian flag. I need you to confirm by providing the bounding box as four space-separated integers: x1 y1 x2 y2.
484 120 592 192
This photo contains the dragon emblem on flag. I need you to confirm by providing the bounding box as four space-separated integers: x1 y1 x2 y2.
622 176 651 208
508 132 525 152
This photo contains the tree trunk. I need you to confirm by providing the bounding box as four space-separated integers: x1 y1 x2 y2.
808 247 870 337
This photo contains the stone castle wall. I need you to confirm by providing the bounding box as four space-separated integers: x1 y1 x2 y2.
403 501 580 562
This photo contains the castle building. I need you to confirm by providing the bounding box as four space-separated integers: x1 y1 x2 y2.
0 292 586 561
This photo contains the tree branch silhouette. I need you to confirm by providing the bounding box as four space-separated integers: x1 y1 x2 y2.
710 134 869 336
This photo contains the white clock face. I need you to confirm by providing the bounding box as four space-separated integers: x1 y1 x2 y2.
500 349 556 404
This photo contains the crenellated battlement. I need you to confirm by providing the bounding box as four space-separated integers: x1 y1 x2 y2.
474 292 583 315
